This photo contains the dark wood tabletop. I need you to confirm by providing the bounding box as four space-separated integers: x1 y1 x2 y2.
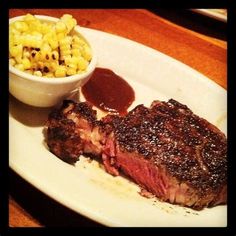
9 9 227 227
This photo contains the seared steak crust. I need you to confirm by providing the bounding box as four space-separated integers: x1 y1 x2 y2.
46 99 227 210
109 99 227 193
47 101 101 163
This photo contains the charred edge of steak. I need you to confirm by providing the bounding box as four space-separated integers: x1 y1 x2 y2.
46 100 99 163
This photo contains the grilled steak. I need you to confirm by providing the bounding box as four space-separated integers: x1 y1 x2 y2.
46 99 227 210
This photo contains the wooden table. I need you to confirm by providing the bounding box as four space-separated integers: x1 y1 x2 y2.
9 9 227 227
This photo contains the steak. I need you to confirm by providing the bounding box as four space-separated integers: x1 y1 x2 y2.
46 99 227 210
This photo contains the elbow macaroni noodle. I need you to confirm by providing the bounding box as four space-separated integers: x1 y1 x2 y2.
9 14 92 78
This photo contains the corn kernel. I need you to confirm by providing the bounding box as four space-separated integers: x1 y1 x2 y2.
23 50 30 58
60 49 71 58
66 67 77 76
37 61 44 70
31 31 42 37
34 70 42 76
55 21 67 33
61 14 76 33
55 66 66 77
78 57 88 70
30 50 40 61
71 48 81 57
57 32 66 40
10 44 23 57
41 43 51 52
49 62 59 72
23 14 36 22
48 39 58 50
81 45 92 61
64 56 78 65
14 21 29 32
40 50 51 61
15 63 24 71
51 51 59 61
9 58 16 66
41 23 52 34
43 72 54 78
67 63 77 69
15 55 23 64
61 36 72 44
22 57 31 69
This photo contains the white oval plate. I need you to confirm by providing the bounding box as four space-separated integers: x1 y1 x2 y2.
9 27 227 227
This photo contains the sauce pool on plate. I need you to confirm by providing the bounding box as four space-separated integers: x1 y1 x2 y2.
81 67 135 115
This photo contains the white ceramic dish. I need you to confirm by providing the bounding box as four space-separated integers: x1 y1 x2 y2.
9 27 227 227
191 9 227 23
9 15 97 107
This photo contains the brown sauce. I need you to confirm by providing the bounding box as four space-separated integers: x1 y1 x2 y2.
81 67 135 115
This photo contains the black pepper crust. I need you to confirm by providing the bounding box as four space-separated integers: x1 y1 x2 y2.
63 100 98 123
46 100 98 163
107 99 227 194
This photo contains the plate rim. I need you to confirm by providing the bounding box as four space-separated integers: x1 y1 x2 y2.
191 9 227 23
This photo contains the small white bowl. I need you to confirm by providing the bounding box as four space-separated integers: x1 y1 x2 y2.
9 15 97 107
